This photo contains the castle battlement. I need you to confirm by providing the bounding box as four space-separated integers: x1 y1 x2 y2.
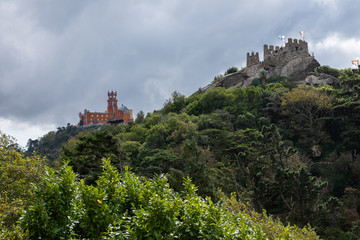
246 38 310 68
246 51 260 67
284 38 308 52
263 44 286 60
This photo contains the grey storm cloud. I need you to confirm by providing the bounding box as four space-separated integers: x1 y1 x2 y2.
0 0 360 145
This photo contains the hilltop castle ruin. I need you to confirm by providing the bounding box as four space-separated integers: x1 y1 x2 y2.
246 38 311 70
202 38 326 92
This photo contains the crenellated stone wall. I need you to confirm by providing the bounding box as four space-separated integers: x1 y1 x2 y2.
263 38 309 68
246 51 260 67
246 38 310 69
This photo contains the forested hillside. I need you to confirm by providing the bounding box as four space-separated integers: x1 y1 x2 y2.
1 132 319 239
2 66 360 239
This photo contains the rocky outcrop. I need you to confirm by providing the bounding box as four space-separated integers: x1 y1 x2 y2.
244 65 262 78
304 73 340 86
202 71 249 92
279 57 320 82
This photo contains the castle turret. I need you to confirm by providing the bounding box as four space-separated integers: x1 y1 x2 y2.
264 44 276 62
107 91 118 117
246 51 260 67
285 38 308 52
264 44 269 60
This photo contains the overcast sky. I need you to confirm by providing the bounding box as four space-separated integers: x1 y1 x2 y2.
1 0 359 147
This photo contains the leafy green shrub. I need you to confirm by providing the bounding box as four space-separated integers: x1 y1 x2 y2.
323 227 350 240
76 180 112 238
0 131 46 239
21 159 320 239
225 66 238 75
0 223 28 240
251 78 261 86
316 65 340 78
21 164 77 239
267 75 288 84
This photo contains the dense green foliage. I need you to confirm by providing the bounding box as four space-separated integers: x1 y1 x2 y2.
316 65 341 78
5 67 360 239
25 123 88 165
225 66 239 75
61 130 121 184
21 159 319 239
0 131 46 239
59 68 360 238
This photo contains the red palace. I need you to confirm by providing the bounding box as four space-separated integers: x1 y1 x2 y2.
78 91 133 126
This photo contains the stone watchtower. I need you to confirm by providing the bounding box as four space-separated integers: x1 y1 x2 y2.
246 52 260 67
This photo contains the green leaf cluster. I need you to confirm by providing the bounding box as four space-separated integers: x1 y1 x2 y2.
21 159 319 239
0 131 47 239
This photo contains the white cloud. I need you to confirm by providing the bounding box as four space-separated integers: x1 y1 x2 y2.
0 117 56 148
311 33 360 68
312 0 338 9
314 34 360 51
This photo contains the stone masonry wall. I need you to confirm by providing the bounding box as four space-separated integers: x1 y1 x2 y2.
246 52 260 67
263 38 309 67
